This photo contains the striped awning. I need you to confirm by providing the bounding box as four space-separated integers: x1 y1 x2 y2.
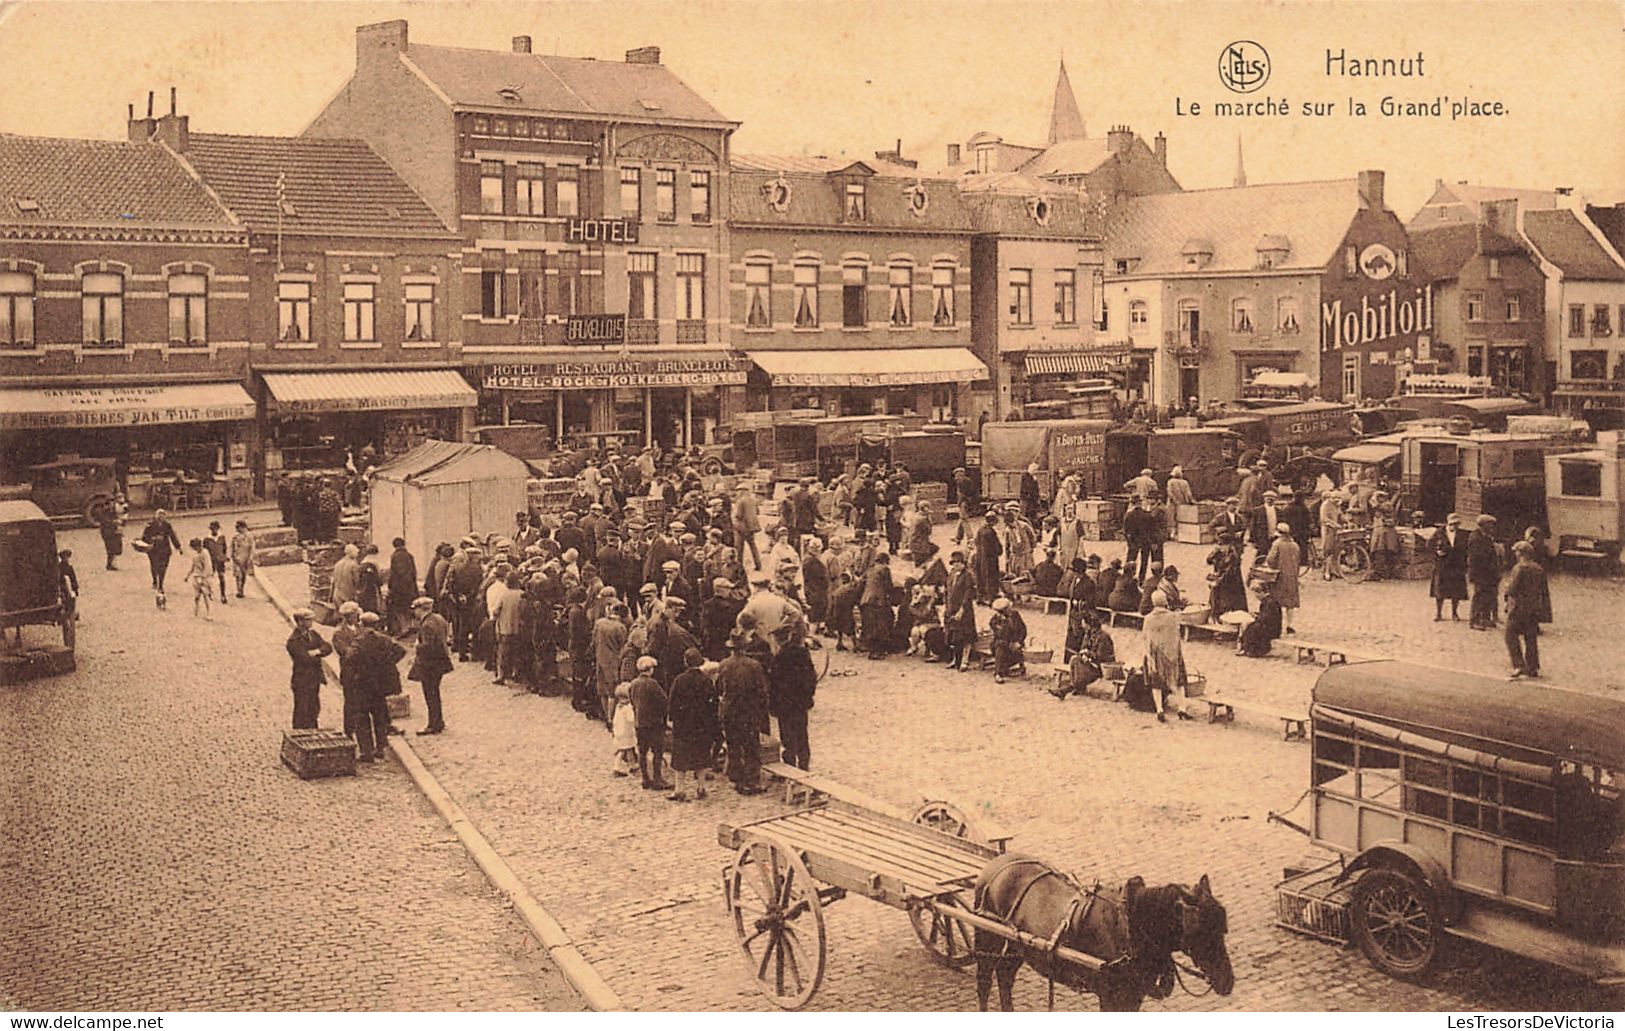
1025 351 1115 376
748 347 988 387
263 369 477 413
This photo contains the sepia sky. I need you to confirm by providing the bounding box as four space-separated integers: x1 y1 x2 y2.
0 0 1620 219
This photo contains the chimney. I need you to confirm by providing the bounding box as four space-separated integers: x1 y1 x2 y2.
1357 169 1386 211
149 86 189 152
1106 125 1133 155
1554 186 1573 197
356 20 408 67
1153 132 1167 166
946 143 961 166
512 35 532 53
126 93 157 143
874 138 916 169
1482 198 1518 233
625 46 661 64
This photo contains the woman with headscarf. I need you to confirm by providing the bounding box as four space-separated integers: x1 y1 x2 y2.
906 500 935 567
972 511 1003 604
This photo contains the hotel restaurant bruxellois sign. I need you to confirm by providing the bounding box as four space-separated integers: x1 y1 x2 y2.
483 355 747 391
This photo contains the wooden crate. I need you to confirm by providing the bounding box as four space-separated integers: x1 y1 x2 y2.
1075 499 1120 522
1176 501 1224 524
281 729 356 779
1175 523 1216 545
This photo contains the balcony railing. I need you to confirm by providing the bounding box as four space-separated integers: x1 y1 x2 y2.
1164 329 1210 357
626 319 659 345
676 319 707 345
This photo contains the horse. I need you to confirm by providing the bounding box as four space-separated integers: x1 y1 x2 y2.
971 853 1235 1012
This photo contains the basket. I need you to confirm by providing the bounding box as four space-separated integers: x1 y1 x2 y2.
280 729 356 779
1274 868 1353 944
1180 671 1207 698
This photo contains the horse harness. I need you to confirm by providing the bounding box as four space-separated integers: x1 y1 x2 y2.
977 859 1127 1010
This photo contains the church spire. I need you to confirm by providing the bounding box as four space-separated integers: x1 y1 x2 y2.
1234 134 1247 188
1048 59 1087 145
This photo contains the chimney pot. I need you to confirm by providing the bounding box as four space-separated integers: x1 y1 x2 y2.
625 46 661 64
146 91 154 118
512 35 531 53
127 102 134 120
947 143 961 165
169 86 176 115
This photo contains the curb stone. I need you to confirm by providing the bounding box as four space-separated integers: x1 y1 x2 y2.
254 565 623 1011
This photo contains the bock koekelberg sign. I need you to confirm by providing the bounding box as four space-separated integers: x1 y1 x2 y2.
483 356 747 390
565 217 638 244
565 313 626 345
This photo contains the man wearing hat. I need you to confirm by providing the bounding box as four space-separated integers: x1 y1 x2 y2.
625 654 671 790
989 596 1027 684
331 601 366 700
859 551 895 660
658 557 697 623
555 510 588 560
446 539 486 661
1235 464 1261 519
285 607 331 730
1265 522 1302 633
409 595 452 734
1124 467 1158 501
732 482 763 573
1429 513 1470 621
1502 540 1547 679
591 600 630 726
642 521 683 587
1123 495 1159 581
346 611 404 761
717 630 769 794
1280 486 1313 563
942 550 977 671
1019 463 1043 525
1248 489 1284 559
1210 496 1247 552
1164 466 1195 538
1466 514 1501 630
597 526 635 605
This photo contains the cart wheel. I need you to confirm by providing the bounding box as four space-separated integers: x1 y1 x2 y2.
909 893 977 969
726 837 826 1009
1334 541 1373 583
910 800 982 843
702 457 725 477
1349 868 1444 981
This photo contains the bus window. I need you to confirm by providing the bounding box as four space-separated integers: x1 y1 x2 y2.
1358 745 1402 805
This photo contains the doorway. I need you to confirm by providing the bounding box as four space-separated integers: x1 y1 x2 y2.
1178 362 1200 408
1419 442 1459 522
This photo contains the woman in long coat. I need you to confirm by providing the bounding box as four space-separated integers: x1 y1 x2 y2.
801 540 830 629
1141 598 1184 722
1206 537 1249 618
906 503 935 566
1429 515 1470 620
942 554 977 671
972 513 1003 604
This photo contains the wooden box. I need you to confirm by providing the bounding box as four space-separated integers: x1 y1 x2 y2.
1075 499 1120 522
386 693 411 719
1176 501 1223 524
281 729 356 779
1176 523 1216 545
0 645 76 684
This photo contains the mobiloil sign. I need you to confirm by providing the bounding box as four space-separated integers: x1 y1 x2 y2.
1320 242 1432 352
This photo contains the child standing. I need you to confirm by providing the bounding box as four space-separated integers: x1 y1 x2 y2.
204 520 229 605
610 682 637 777
185 539 212 619
628 655 671 791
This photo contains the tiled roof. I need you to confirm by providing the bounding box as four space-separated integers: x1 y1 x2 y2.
185 134 451 238
1521 209 1625 281
1409 223 1528 281
1584 204 1625 257
955 171 1074 196
730 166 971 231
958 175 1097 237
1019 138 1115 179
0 133 237 229
404 44 732 125
1106 178 1357 277
732 154 928 178
1443 183 1564 209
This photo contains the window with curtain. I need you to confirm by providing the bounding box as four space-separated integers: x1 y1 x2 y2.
932 265 955 326
0 271 35 347
627 252 657 320
81 271 123 345
888 264 912 326
745 261 772 328
167 272 207 345
794 262 819 328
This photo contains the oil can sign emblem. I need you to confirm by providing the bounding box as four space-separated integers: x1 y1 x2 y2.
1360 243 1397 281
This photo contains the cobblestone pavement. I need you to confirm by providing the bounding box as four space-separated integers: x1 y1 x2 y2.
257 526 1623 1013
0 517 579 1012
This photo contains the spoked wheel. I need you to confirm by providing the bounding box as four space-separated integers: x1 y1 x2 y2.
726 838 826 1009
909 893 977 969
1349 868 1444 981
1334 540 1373 583
910 800 981 843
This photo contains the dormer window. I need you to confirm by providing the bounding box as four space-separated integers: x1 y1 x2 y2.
498 87 523 103
1255 234 1291 269
845 182 867 221
1181 238 1214 270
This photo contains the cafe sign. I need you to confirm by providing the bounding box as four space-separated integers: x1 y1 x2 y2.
0 384 256 429
565 313 626 346
566 217 639 244
484 355 747 390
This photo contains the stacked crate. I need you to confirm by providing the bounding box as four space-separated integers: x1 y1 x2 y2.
1174 502 1222 546
527 477 576 516
1074 498 1121 541
626 495 668 527
1395 527 1437 580
304 541 345 623
914 482 950 524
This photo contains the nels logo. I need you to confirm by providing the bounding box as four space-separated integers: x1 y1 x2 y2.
1219 40 1270 94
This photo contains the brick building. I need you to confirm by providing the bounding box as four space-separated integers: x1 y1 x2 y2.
1408 203 1546 397
1104 171 1425 406
959 172 1107 422
1520 207 1625 427
170 122 470 497
0 124 256 508
726 155 984 419
303 21 741 449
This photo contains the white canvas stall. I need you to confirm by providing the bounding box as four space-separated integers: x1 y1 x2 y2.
369 441 530 570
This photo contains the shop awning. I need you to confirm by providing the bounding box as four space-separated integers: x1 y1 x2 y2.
263 369 477 413
0 382 255 430
748 347 988 387
1331 442 1402 465
1025 351 1117 376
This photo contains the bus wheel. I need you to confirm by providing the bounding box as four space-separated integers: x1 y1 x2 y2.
1349 868 1443 981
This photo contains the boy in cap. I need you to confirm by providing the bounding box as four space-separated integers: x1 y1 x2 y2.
204 521 229 605
230 519 256 598
629 655 672 790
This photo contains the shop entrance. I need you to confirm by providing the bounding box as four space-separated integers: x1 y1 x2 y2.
505 391 595 449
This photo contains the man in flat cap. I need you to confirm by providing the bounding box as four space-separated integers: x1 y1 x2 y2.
285 607 331 729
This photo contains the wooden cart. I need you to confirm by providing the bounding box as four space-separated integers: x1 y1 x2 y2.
717 798 1109 1009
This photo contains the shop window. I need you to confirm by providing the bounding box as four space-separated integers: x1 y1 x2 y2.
1277 295 1301 334
479 160 504 215
1054 269 1077 325
676 253 705 321
655 169 676 222
1465 291 1485 322
167 272 207 346
1569 305 1586 338
793 262 819 328
689 170 712 224
627 252 657 321
620 167 641 220
1009 268 1032 326
932 265 955 327
277 280 311 341
1559 460 1603 498
404 282 435 340
1231 297 1255 333
1 270 36 347
555 166 579 218
1593 305 1613 338
745 261 772 328
843 263 868 328
1570 350 1607 380
342 282 376 341
888 264 912 327
844 183 867 221
516 163 545 216
1506 295 1520 322
80 271 123 346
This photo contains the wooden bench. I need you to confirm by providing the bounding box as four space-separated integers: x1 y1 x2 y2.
1200 694 1309 741
1181 621 1239 642
1291 640 1351 666
1038 596 1070 616
1101 607 1145 631
1050 661 1127 701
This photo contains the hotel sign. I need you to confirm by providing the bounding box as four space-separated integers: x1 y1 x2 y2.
565 217 639 244
565 313 626 346
483 356 747 391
